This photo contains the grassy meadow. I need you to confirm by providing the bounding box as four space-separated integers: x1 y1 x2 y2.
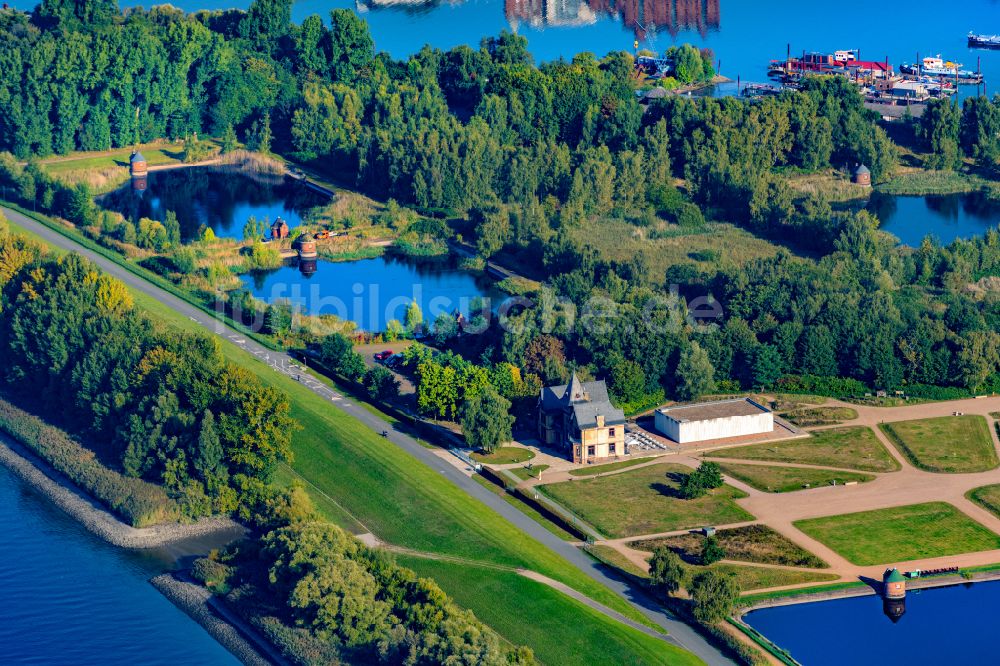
716 462 875 493
794 502 1000 566
540 463 753 538
709 426 899 473
879 415 997 473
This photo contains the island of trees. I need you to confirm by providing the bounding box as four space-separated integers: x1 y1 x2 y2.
2 0 999 419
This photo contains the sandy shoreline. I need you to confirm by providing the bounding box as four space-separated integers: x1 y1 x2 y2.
0 434 244 549
151 573 286 666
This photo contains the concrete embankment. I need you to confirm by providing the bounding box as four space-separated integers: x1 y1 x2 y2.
151 573 285 666
0 435 244 549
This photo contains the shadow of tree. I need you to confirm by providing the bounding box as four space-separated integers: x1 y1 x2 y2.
650 481 683 499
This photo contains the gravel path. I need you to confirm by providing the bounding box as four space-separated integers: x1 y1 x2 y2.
0 434 243 549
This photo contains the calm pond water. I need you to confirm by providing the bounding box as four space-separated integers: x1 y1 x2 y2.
101 168 328 241
869 191 1000 246
745 582 1000 665
242 253 502 330
0 464 237 666
75 0 999 94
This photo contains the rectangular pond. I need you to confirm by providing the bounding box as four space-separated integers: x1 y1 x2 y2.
744 581 1000 665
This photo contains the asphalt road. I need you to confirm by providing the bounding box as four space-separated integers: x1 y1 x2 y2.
3 205 734 666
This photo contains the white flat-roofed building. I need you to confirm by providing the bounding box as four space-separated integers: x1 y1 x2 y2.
654 397 773 444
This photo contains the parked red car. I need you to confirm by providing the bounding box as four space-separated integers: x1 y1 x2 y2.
374 350 394 362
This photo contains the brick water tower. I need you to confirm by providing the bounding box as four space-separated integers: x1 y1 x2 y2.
129 150 148 192
852 163 871 187
883 568 906 599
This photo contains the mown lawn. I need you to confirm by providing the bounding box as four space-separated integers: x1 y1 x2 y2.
569 456 656 477
716 462 874 493
794 502 1000 566
967 484 1000 520
631 524 828 569
470 446 535 464
709 426 899 473
38 142 189 174
510 464 549 481
396 556 705 666
2 206 696 656
540 463 753 538
879 415 998 473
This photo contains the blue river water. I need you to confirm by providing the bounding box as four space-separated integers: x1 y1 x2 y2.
0 465 237 666
744 582 1000 665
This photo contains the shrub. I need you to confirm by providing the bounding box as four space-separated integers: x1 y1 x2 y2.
701 535 726 565
680 462 724 499
363 365 400 402
191 557 233 593
690 570 740 623
0 397 175 527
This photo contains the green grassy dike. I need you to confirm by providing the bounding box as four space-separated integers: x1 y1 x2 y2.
2 210 699 665
396 555 704 666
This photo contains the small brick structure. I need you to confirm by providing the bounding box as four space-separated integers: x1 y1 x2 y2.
270 217 289 240
852 163 871 186
883 567 906 599
293 234 318 259
129 151 147 178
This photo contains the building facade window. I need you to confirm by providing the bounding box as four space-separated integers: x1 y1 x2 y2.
609 443 616 454
609 427 616 437
587 445 595 457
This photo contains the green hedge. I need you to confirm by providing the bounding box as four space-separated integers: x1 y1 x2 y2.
774 374 868 398
0 397 175 527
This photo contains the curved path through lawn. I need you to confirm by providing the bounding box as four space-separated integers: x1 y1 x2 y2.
595 404 1000 592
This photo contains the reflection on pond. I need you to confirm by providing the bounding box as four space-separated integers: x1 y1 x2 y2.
100 168 328 242
869 191 1000 246
241 253 502 331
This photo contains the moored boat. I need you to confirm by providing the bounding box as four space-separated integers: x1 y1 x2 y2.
968 32 1000 49
899 56 982 83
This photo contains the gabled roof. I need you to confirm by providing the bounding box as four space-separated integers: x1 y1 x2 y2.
541 374 609 411
271 217 288 228
130 151 146 163
854 163 870 175
539 374 626 429
571 401 626 429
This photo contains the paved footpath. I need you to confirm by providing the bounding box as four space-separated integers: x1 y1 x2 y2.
2 206 734 666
